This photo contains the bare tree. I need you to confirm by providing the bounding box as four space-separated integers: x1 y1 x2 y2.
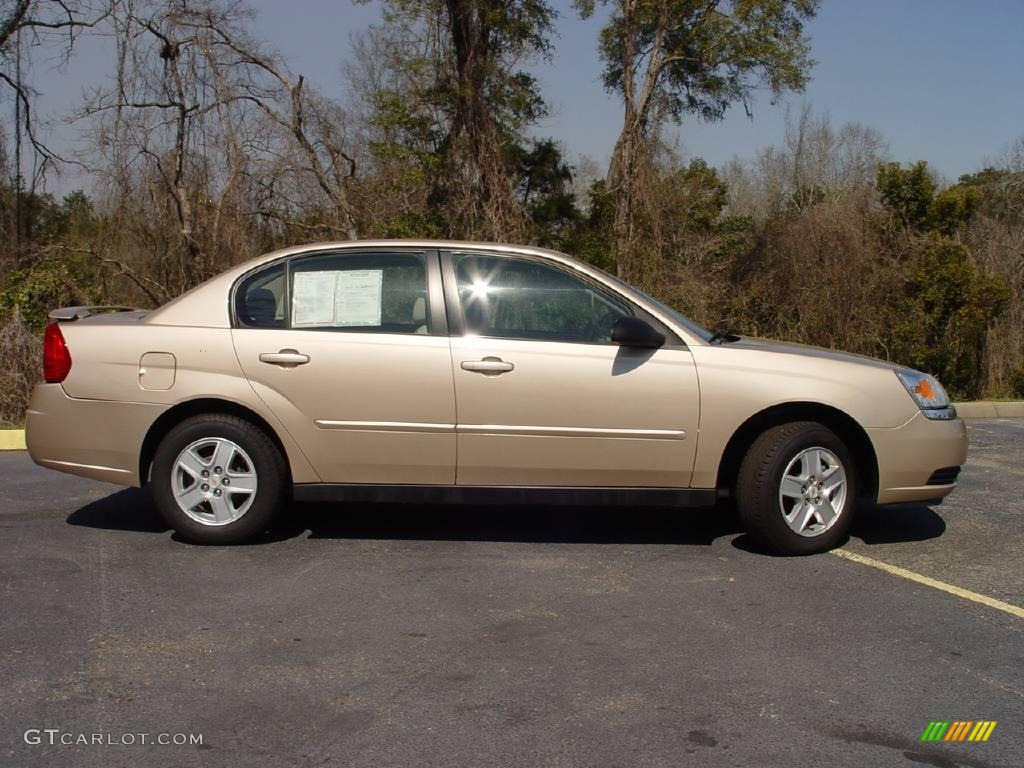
79 0 361 293
0 0 109 167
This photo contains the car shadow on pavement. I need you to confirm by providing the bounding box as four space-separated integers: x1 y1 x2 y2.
66 487 170 534
65 491 946 550
729 503 947 556
66 489 742 547
847 503 947 545
288 502 742 546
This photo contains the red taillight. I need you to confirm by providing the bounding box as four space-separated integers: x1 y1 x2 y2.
43 322 72 383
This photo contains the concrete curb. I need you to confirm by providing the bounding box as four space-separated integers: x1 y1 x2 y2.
954 402 1024 419
0 430 26 451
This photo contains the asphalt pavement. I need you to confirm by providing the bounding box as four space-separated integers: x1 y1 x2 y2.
1 419 1021 767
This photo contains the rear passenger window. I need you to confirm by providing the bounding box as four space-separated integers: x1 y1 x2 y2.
289 252 428 334
236 263 285 328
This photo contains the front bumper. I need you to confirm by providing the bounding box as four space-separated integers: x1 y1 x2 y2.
26 384 166 487
867 411 968 504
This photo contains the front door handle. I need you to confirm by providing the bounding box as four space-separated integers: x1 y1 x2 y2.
461 356 515 375
259 349 310 368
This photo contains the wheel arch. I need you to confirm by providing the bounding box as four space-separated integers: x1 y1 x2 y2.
139 398 293 486
715 402 878 501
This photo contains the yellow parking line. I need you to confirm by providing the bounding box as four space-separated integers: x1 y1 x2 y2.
832 549 1024 620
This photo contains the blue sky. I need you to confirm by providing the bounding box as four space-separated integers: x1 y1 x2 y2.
20 0 1024 193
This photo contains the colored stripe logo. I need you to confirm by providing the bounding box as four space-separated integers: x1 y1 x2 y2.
921 721 997 742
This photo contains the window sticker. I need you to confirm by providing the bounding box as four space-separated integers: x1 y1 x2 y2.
334 269 383 327
292 270 338 327
292 268 384 327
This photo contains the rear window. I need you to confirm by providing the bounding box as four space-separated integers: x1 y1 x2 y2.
235 263 285 328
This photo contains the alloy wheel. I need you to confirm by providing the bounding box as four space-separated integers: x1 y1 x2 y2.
172 437 258 526
777 446 848 537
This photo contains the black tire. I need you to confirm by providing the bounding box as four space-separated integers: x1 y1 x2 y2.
736 421 857 555
151 413 288 544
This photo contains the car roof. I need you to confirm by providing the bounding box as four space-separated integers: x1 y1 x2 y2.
251 239 567 263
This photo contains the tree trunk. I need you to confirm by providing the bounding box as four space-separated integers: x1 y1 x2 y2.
444 0 527 241
607 117 645 283
605 0 647 283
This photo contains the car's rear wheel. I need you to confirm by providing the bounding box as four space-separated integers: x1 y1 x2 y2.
151 414 288 544
736 421 857 555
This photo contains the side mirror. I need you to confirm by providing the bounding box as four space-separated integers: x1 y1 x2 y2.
611 316 665 349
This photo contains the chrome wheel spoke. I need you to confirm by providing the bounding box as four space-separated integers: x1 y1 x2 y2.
212 440 236 473
804 448 822 476
780 475 804 500
208 494 234 524
226 476 256 495
177 485 206 511
177 449 207 479
816 498 838 528
799 503 817 532
785 500 806 526
822 472 844 498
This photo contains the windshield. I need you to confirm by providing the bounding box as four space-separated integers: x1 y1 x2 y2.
593 268 714 342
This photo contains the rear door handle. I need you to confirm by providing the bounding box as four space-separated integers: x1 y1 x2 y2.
259 349 310 367
461 357 515 375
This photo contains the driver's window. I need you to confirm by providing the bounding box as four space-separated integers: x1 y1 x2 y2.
453 253 630 343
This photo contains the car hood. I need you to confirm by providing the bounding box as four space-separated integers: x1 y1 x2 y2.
725 336 901 371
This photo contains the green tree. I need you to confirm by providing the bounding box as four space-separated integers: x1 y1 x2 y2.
877 161 982 234
928 185 981 236
955 167 1021 221
576 0 818 279
507 138 581 246
364 0 558 239
560 179 617 271
891 235 1010 399
877 161 936 230
0 252 102 328
667 158 729 230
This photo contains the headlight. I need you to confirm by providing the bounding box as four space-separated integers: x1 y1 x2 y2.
895 370 955 419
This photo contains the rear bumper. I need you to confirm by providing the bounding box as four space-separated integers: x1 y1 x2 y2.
25 384 165 487
868 411 968 504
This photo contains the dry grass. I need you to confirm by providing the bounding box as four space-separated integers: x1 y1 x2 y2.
0 314 42 426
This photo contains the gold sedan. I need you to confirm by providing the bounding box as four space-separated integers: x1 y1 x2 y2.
26 241 967 554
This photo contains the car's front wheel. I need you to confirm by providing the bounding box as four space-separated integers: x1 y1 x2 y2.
736 421 857 555
151 414 288 544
